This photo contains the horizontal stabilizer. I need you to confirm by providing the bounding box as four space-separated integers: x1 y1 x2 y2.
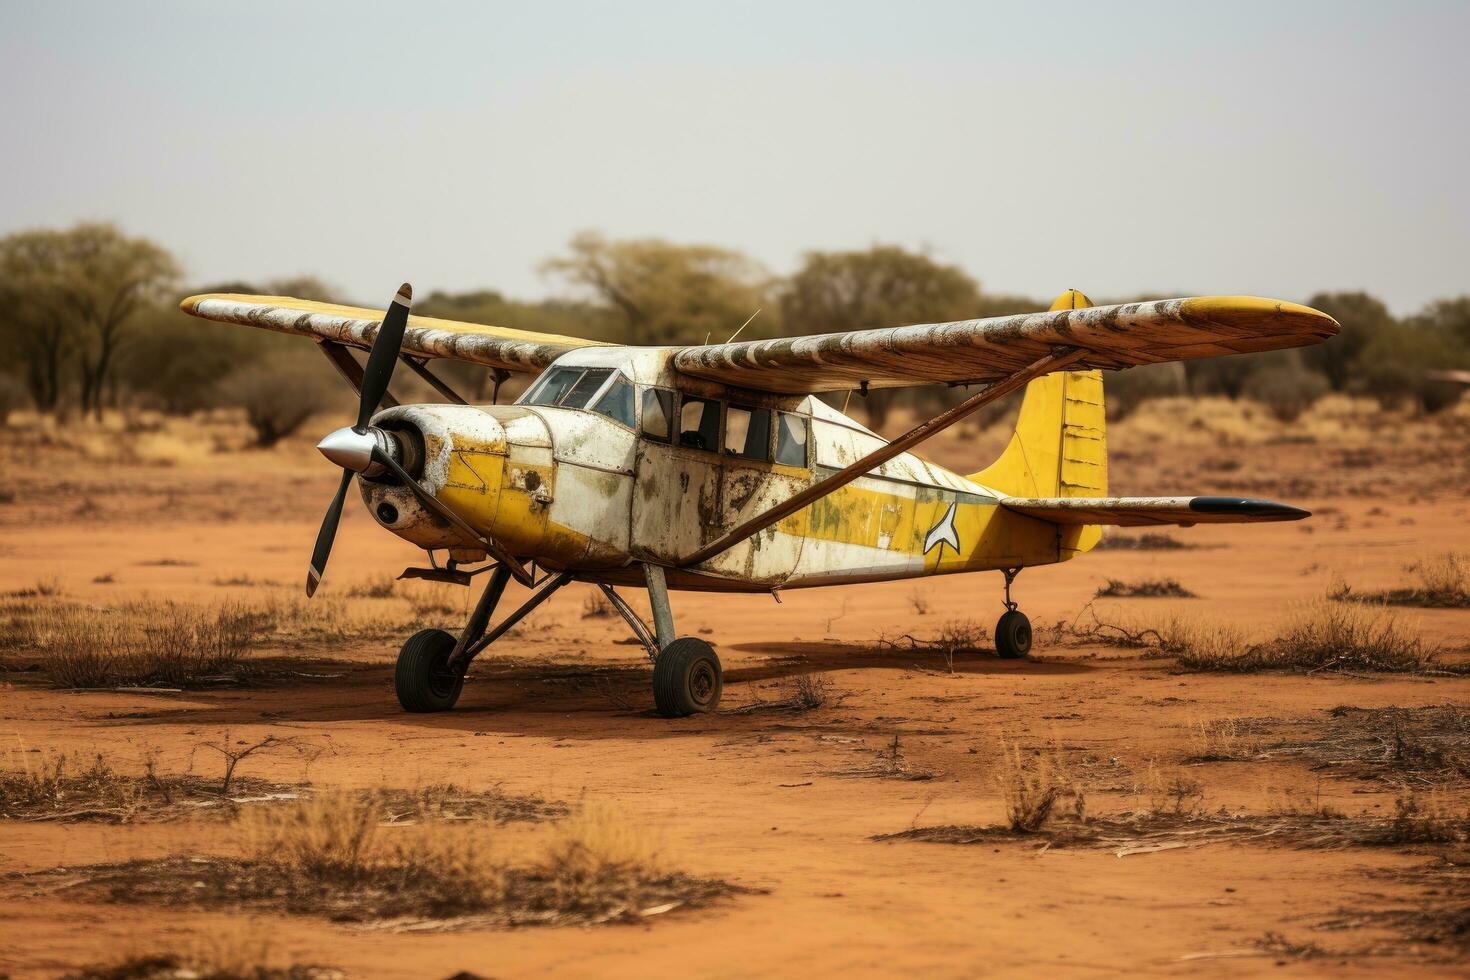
1000 495 1310 527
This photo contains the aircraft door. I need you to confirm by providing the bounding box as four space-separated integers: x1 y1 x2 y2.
631 388 724 565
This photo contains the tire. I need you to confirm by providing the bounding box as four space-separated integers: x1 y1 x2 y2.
995 610 1033 660
652 637 723 717
395 628 464 712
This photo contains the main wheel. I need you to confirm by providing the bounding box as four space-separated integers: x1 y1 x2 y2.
994 610 1032 660
652 637 723 718
395 628 464 712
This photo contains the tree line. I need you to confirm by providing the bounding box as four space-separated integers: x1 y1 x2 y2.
1 223 1465 442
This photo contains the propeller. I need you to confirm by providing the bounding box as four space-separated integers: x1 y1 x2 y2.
306 283 413 597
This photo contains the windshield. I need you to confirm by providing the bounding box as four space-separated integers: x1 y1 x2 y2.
522 367 614 409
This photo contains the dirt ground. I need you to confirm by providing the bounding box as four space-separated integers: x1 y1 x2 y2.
3 396 1470 978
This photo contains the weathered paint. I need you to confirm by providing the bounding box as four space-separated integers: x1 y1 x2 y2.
181 290 1321 594
672 296 1339 393
179 294 609 375
353 341 1104 592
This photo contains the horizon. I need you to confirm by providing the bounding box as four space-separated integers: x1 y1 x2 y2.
3 1 1466 315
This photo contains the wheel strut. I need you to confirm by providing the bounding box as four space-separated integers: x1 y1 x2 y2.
1002 567 1021 612
445 569 572 674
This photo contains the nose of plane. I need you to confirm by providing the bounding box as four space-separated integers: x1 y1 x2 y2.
352 405 515 550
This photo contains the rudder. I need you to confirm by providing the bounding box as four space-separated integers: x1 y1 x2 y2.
968 289 1107 556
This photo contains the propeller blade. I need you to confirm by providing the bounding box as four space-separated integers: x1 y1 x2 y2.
355 283 413 430
307 469 355 597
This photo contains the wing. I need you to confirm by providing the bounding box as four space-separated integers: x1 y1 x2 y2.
1000 495 1309 527
674 296 1337 393
180 294 613 374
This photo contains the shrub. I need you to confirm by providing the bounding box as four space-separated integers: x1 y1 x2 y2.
1107 362 1186 420
1186 717 1263 762
1243 362 1330 422
536 801 670 913
219 353 337 447
1094 578 1197 599
997 743 1081 832
1167 600 1440 674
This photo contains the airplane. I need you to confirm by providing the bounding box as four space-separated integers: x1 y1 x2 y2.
181 285 1338 718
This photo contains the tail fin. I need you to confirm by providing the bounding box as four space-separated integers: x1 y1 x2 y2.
969 289 1107 556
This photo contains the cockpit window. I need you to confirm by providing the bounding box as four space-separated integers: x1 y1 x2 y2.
522 367 581 407
522 367 614 409
560 368 614 408
591 376 636 429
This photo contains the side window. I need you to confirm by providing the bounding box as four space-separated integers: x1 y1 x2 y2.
725 405 772 461
775 412 809 467
678 396 721 452
640 387 673 441
591 376 636 428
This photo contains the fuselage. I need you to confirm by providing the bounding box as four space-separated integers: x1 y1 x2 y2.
358 347 1074 592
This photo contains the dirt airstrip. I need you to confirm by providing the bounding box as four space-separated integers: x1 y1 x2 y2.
2 396 1469 978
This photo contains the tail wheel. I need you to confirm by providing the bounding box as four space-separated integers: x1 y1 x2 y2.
395 628 464 712
995 610 1032 660
653 637 723 717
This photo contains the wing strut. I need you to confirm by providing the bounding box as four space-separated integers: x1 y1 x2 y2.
677 347 1084 568
315 339 400 408
399 354 470 405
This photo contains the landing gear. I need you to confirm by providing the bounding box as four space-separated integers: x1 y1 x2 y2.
642 564 723 717
395 628 465 711
653 637 723 717
394 564 571 713
995 609 1032 659
995 567 1032 660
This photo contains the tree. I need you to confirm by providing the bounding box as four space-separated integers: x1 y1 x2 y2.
1406 296 1470 350
541 231 774 346
780 246 983 428
0 231 75 412
1300 291 1394 392
0 224 179 417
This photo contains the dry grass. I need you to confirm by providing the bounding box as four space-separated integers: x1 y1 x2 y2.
1094 578 1197 599
1276 705 1470 788
827 734 938 781
347 574 397 599
729 673 842 714
997 742 1084 831
4 576 62 598
881 790 1470 855
53 795 732 928
402 582 464 621
1333 552 1470 609
1094 532 1194 551
581 591 615 618
1 595 404 686
65 926 341 980
1 600 265 687
878 619 988 671
0 746 296 823
1185 716 1266 762
1163 600 1446 674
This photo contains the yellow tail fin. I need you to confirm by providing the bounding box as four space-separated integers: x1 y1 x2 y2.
969 288 1107 557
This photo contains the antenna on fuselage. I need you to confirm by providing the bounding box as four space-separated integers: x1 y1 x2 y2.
725 308 761 344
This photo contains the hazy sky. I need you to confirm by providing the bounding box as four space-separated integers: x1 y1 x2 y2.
2 1 1465 314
